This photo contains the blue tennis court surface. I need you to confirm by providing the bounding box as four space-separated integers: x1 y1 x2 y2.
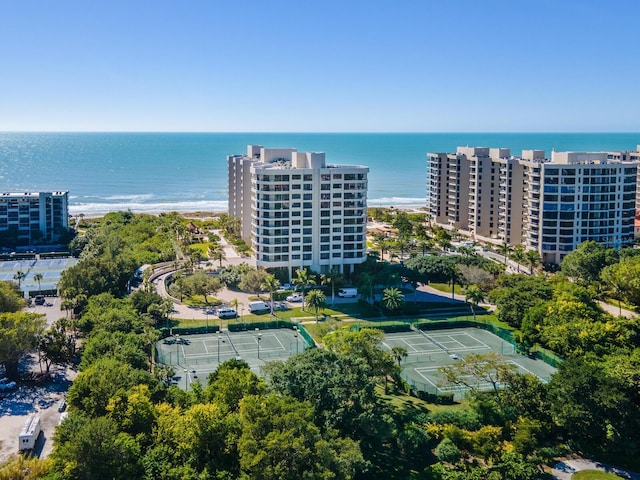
0 257 78 294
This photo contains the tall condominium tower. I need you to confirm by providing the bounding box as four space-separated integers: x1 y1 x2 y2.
229 145 368 278
0 191 69 245
426 147 638 264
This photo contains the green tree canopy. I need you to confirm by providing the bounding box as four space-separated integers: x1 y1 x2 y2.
67 357 159 417
0 312 46 378
560 240 618 285
0 281 27 313
238 393 365 480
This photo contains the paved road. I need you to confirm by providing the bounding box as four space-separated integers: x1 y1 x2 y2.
552 458 640 479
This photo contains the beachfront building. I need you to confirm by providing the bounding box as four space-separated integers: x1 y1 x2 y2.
0 191 69 246
426 147 638 264
228 145 369 279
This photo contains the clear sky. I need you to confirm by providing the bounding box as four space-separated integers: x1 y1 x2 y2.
1 0 639 132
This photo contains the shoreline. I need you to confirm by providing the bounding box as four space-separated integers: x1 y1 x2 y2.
74 204 427 220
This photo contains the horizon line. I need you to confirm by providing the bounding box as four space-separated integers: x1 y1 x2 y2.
2 130 640 135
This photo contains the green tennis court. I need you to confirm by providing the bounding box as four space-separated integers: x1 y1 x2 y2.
382 327 557 399
156 327 308 388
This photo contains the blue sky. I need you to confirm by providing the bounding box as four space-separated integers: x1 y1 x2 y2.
1 0 639 132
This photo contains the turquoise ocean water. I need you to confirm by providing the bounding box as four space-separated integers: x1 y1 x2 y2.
1 132 639 215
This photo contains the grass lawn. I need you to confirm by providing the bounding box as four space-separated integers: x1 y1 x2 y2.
429 282 465 295
572 471 624 479
377 384 468 415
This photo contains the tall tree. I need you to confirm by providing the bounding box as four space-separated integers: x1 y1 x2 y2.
0 281 27 313
390 345 408 367
510 245 526 273
305 289 326 323
0 312 46 378
292 268 315 312
208 243 226 268
560 240 618 285
465 284 485 322
238 394 364 480
13 270 26 289
261 274 280 315
498 242 512 264
33 273 43 291
321 266 344 306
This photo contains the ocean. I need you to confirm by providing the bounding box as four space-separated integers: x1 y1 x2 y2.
1 132 639 216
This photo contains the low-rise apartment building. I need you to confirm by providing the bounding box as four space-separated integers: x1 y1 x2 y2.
229 145 368 278
0 191 69 246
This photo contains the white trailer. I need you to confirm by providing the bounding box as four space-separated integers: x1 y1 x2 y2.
19 415 41 451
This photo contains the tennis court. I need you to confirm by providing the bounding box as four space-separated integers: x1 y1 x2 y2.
382 327 557 399
156 327 308 389
0 257 78 294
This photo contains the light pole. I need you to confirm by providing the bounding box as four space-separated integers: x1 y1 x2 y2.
255 328 261 359
184 368 188 390
294 327 299 354
217 332 221 363
175 334 180 365
206 310 209 333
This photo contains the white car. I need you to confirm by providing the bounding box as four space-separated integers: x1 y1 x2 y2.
217 307 237 319
286 293 303 302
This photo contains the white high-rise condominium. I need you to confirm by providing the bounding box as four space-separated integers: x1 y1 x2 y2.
0 191 69 245
426 147 638 264
228 145 369 279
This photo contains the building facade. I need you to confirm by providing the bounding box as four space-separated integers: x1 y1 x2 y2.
426 147 638 264
0 191 69 245
229 145 368 278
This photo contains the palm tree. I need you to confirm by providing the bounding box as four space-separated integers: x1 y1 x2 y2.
498 242 511 264
457 246 475 257
510 245 526 273
305 289 326 323
229 298 243 319
390 345 408 367
33 273 43 291
293 268 315 312
320 266 343 306
13 270 25 289
356 272 375 304
261 274 280 315
372 232 391 261
465 284 485 322
524 250 541 274
141 327 160 373
394 238 411 262
382 287 404 313
208 243 226 268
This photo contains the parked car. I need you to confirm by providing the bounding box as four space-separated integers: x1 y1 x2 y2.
338 288 358 298
34 295 45 305
286 293 303 302
217 307 237 319
58 398 67 412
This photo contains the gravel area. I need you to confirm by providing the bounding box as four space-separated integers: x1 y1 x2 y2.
0 354 76 463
